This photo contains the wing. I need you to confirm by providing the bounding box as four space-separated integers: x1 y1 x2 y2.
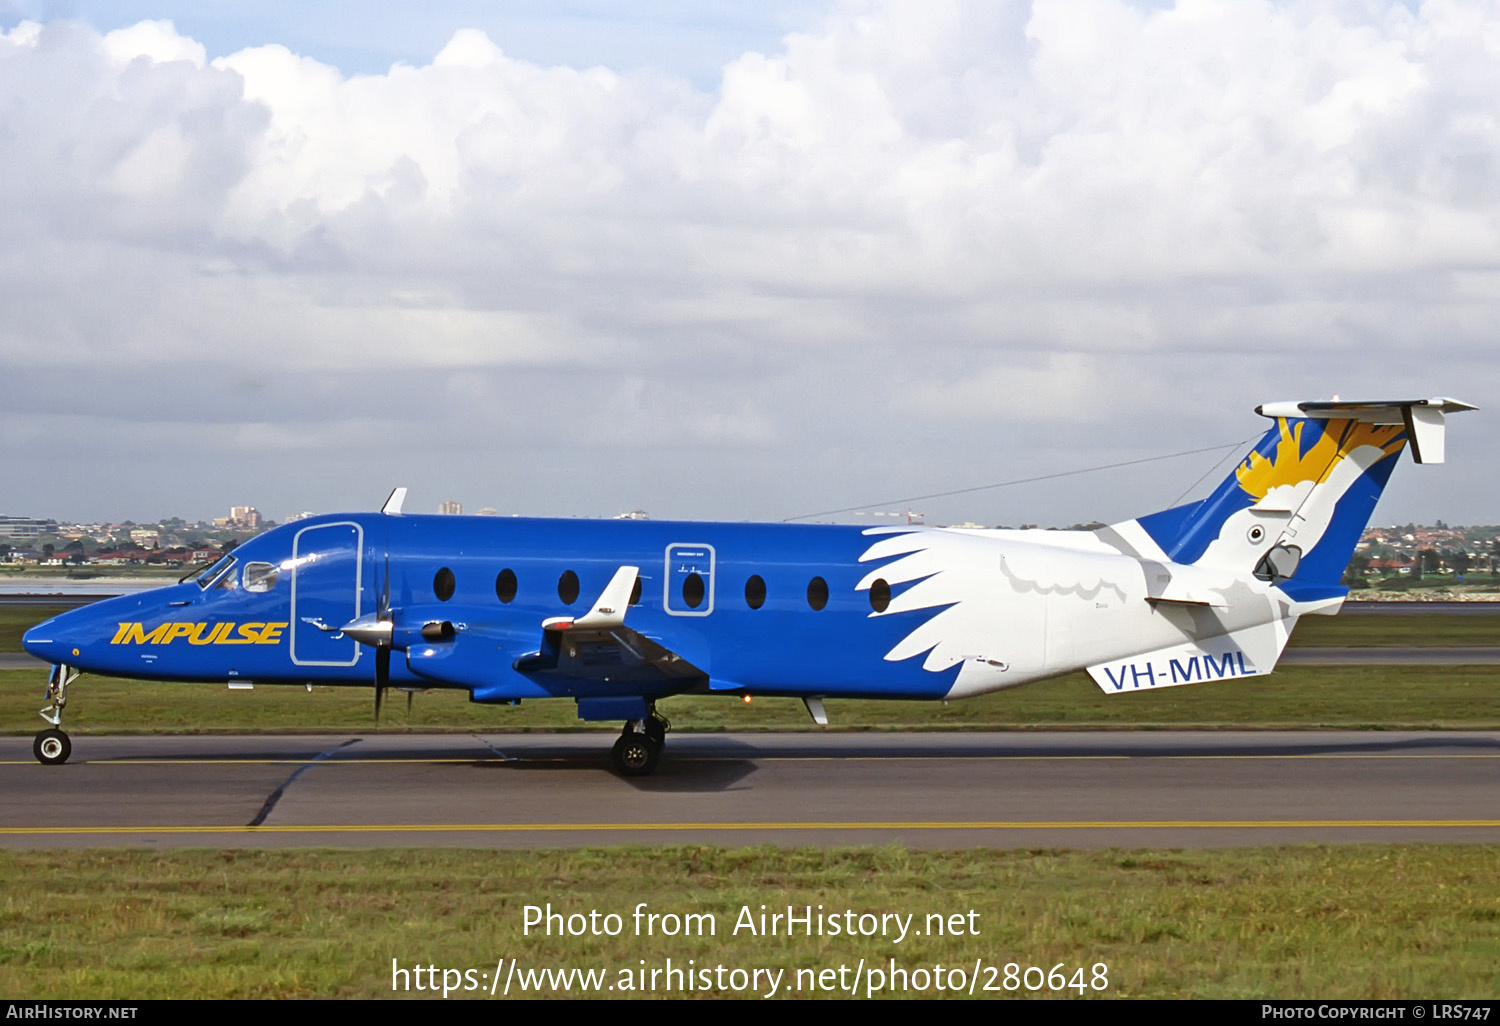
515 567 707 685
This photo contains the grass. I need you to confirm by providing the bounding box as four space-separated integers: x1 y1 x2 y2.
3 664 1498 735
1356 575 1500 596
1290 613 1499 647
0 606 70 654
0 846 1494 999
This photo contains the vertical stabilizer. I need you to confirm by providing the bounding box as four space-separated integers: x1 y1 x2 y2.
1126 398 1473 594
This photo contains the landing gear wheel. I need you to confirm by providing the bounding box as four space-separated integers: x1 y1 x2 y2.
611 731 660 777
33 729 70 766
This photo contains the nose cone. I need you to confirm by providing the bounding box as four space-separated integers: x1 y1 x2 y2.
22 597 139 667
23 587 203 672
22 614 74 664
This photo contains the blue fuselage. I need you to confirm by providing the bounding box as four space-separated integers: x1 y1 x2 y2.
23 513 964 703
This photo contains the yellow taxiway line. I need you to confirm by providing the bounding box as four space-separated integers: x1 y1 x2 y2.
1 819 1499 836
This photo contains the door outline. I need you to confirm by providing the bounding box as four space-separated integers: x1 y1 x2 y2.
290 521 364 667
663 542 715 617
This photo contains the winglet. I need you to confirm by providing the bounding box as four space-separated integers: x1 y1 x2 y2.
382 487 408 515
573 566 640 629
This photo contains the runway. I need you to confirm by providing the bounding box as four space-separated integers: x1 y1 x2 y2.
1 731 1495 849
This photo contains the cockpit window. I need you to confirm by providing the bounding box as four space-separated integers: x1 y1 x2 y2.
179 556 223 585
243 562 279 593
197 555 239 591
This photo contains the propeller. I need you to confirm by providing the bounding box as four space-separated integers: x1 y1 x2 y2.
374 550 391 721
342 551 396 720
339 488 412 723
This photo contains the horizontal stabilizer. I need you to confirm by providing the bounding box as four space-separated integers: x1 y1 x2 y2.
1087 617 1295 694
1143 564 1233 608
1145 594 1224 609
1254 397 1475 464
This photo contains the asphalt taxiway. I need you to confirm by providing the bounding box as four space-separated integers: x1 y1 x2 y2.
1 731 1495 849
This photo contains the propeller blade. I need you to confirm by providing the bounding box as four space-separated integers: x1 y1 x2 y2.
375 646 390 721
375 543 391 724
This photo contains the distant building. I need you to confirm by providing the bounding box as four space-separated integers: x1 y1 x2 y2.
0 516 58 540
476 507 499 517
286 511 316 522
614 510 650 520
229 506 262 530
439 500 463 515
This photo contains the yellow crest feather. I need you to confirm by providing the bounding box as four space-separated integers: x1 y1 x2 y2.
1236 419 1405 501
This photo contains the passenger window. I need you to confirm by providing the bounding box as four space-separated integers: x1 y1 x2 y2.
496 568 518 603
745 574 766 610
558 570 580 605
434 567 456 602
869 578 891 613
807 576 828 611
243 562 279 593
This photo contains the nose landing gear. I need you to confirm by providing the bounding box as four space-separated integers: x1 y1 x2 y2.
34 664 78 765
34 729 70 765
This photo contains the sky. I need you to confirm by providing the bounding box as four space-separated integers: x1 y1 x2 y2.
0 0 1494 528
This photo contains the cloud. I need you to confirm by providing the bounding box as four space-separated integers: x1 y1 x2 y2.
0 2 1496 525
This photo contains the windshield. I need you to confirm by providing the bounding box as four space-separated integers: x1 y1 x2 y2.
190 554 239 590
178 558 220 585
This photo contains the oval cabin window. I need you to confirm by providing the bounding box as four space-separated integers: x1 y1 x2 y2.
806 576 828 612
558 570 580 605
682 572 705 609
745 574 766 610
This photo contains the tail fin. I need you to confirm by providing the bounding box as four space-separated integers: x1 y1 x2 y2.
1126 398 1474 598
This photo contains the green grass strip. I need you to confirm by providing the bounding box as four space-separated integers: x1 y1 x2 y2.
0 846 1495 998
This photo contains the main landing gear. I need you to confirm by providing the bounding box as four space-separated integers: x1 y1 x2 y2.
34 664 78 765
611 709 669 777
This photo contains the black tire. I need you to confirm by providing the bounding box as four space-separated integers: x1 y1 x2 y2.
33 729 70 766
611 732 660 777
